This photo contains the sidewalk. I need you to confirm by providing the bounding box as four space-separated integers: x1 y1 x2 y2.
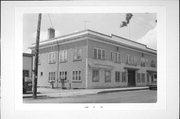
23 86 149 98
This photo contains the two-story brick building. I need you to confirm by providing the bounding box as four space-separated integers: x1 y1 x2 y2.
30 28 157 89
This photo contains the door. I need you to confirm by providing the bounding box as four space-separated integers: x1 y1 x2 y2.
128 70 136 87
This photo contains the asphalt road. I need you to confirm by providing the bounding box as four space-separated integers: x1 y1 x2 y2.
24 90 157 103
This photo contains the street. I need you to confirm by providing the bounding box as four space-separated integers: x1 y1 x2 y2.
23 90 157 103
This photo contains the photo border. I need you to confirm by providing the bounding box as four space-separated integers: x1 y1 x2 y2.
14 6 166 111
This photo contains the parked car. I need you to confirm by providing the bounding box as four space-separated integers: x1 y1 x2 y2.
149 80 157 90
23 77 32 93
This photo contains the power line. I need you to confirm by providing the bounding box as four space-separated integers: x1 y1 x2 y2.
47 14 54 28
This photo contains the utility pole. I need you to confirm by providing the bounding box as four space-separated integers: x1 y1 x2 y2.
33 13 42 99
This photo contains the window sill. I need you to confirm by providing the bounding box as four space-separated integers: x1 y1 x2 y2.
72 81 82 83
114 61 121 64
60 61 67 63
58 80 68 83
49 62 56 64
73 59 82 62
93 58 105 61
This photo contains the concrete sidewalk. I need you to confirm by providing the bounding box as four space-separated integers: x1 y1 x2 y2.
23 86 149 98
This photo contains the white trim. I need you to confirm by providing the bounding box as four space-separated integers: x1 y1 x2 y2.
30 30 156 55
89 38 156 56
39 31 89 46
31 37 87 50
93 47 105 60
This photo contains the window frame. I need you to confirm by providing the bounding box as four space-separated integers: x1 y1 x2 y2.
72 70 82 82
59 50 68 63
122 72 126 82
73 47 82 61
92 69 99 82
93 48 106 60
48 52 56 64
142 73 145 83
105 70 111 83
115 71 120 82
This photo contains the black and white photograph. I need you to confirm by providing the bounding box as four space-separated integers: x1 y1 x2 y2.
23 13 157 103
1 1 179 119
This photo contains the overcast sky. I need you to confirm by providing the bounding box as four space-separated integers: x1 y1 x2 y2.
23 13 157 53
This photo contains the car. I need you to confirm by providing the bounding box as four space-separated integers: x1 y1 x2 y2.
149 81 157 90
23 77 32 94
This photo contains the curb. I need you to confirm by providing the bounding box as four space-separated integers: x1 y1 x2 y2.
98 87 149 94
23 87 150 98
23 95 47 98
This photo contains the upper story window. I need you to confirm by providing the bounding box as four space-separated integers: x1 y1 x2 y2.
126 54 130 64
118 54 121 63
145 59 149 66
126 54 136 65
59 50 67 62
141 58 145 67
98 49 101 59
110 52 113 61
48 52 56 64
94 48 98 59
102 50 105 60
93 48 105 60
114 52 121 63
150 60 156 68
73 48 82 61
115 52 118 62
133 56 137 65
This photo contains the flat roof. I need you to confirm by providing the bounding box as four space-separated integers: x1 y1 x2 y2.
31 29 157 54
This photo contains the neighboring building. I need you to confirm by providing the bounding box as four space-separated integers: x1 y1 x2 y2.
23 53 33 91
30 28 157 89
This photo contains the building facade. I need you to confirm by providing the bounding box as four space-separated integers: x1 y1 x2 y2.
31 29 157 89
23 53 33 79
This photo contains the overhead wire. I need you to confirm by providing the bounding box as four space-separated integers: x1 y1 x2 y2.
47 14 54 28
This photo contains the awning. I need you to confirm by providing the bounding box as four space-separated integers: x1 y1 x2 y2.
88 63 114 70
124 66 140 70
146 70 157 73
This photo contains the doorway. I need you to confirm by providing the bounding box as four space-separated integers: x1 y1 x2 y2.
128 69 136 87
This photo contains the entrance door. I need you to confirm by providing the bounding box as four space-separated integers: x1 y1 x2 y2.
128 70 136 87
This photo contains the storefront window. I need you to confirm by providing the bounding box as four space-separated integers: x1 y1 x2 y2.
92 69 99 82
115 71 120 82
142 73 145 82
105 70 111 82
122 72 126 82
137 73 140 82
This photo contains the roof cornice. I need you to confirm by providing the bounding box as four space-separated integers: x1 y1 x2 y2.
30 29 157 54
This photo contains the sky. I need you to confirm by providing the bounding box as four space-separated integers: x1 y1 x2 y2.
23 13 157 53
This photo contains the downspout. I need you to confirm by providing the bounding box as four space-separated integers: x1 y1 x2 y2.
85 39 89 89
56 41 59 88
